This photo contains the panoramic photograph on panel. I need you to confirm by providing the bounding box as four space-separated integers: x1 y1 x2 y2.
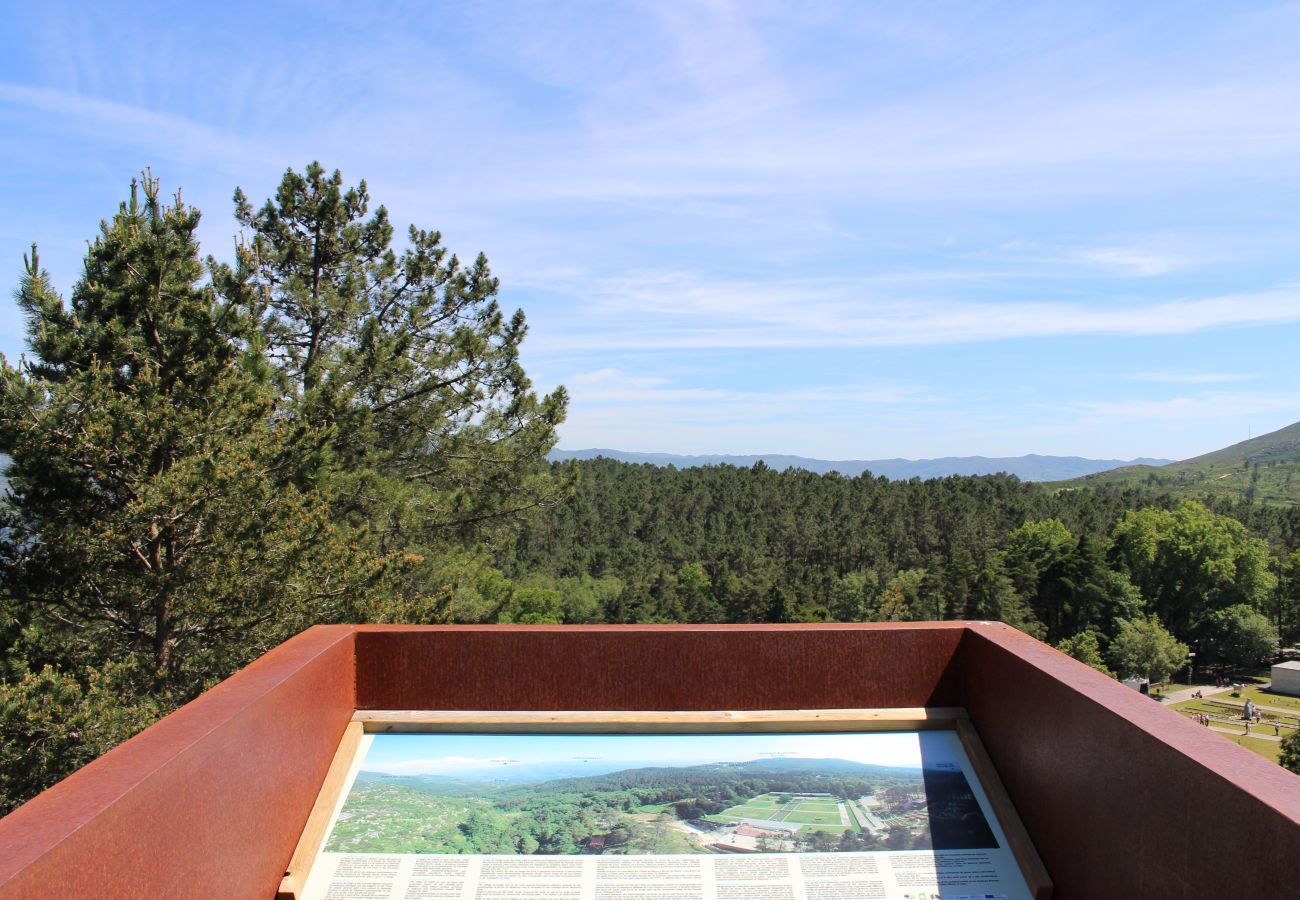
323 731 998 856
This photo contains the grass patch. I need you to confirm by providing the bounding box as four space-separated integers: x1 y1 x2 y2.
1170 698 1244 717
1170 699 1295 729
1173 693 1300 730
1232 685 1300 713
721 805 785 820
1170 705 1289 764
1213 733 1283 764
1126 682 1298 769
779 811 843 825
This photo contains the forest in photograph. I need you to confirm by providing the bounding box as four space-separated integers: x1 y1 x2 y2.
323 734 997 856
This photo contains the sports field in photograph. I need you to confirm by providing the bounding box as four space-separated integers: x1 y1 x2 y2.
719 793 848 828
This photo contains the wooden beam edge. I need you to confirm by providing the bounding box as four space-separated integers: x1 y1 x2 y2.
955 718 1053 900
276 721 363 900
353 707 969 733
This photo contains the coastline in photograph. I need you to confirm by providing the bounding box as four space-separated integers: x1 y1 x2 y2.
323 731 998 856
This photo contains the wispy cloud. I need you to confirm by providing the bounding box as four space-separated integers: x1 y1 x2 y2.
564 368 925 407
1072 247 1193 277
568 368 669 390
1131 372 1259 384
556 368 933 453
0 82 273 172
1076 392 1300 425
530 274 1300 351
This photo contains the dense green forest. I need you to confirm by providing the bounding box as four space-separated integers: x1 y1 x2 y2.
2 164 1299 816
492 459 1300 659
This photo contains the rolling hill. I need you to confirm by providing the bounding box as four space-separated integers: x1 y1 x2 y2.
1060 420 1300 505
1179 421 1300 467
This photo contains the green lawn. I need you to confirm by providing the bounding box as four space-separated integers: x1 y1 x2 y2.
718 794 847 828
1169 700 1292 766
1230 685 1300 714
1170 698 1247 718
721 804 784 820
781 810 843 825
1218 733 1283 764
1169 697 1295 725
1172 691 1300 727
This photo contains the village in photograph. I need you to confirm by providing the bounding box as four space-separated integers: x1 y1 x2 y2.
323 731 999 856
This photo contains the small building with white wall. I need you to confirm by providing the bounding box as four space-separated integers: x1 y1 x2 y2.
1271 660 1300 697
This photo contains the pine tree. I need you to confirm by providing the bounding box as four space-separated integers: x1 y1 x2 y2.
223 164 570 593
0 176 367 810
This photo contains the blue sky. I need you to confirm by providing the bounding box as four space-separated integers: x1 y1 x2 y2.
3 2 1300 459
360 731 940 775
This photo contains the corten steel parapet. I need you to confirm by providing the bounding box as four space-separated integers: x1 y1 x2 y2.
0 623 1296 899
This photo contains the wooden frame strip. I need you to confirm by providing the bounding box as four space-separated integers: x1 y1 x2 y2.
277 721 363 900
955 718 1053 900
354 706 969 733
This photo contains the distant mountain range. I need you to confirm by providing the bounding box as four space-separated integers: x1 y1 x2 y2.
361 758 667 784
536 756 926 793
356 756 925 794
549 448 1173 482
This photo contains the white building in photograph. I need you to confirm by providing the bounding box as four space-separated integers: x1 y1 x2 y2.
1271 661 1300 697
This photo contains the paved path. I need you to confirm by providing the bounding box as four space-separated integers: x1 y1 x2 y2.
1161 684 1221 704
847 799 884 833
1208 724 1283 742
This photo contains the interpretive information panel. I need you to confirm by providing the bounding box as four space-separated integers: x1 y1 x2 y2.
302 730 1035 900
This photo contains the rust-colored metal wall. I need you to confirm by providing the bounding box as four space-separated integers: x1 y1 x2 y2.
2 623 1298 899
353 623 967 711
961 623 1300 900
0 625 356 900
